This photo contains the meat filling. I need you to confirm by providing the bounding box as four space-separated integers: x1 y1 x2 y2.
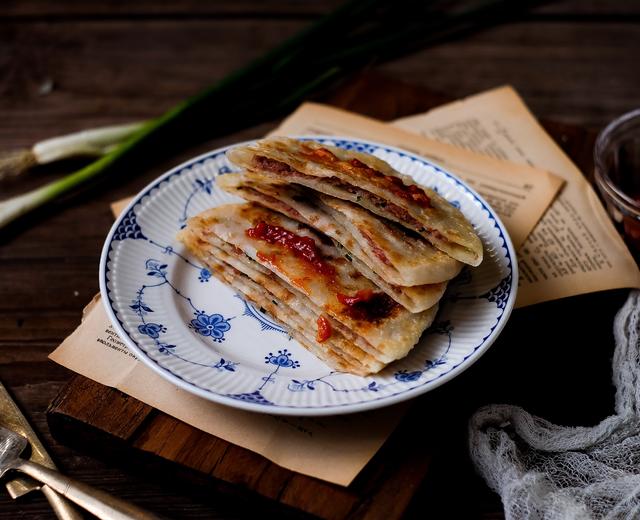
251 155 451 247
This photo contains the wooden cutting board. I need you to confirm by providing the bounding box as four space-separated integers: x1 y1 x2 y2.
47 73 620 520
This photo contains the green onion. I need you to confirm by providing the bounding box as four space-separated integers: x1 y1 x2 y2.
0 0 532 230
0 122 145 181
33 122 146 164
0 150 38 180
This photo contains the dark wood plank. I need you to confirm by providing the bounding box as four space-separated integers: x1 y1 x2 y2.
380 20 640 128
49 375 154 439
535 0 640 16
0 3 637 154
3 0 640 18
1 0 343 18
47 373 433 520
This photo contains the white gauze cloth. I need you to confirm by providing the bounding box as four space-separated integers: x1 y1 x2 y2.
469 290 640 520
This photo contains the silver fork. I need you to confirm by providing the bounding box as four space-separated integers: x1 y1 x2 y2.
0 425 160 520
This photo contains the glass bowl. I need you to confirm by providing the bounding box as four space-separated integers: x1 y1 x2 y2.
594 109 640 255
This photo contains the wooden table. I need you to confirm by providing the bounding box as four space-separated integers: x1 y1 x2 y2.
1 1 639 518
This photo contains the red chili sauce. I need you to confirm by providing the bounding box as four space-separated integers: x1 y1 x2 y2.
301 146 431 209
246 221 335 277
337 289 397 321
316 315 332 342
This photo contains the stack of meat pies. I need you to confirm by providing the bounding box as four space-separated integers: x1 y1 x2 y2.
178 138 483 376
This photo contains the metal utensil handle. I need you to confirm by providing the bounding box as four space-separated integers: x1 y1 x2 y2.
41 485 84 520
14 459 160 520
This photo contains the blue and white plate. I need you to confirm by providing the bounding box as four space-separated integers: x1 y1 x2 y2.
100 136 517 416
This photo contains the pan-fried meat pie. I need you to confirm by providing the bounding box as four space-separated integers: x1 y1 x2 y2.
227 137 483 266
218 174 462 312
178 203 438 375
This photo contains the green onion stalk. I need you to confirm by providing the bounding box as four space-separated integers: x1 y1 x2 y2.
0 0 539 230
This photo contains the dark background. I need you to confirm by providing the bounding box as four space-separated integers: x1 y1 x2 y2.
1 1 639 518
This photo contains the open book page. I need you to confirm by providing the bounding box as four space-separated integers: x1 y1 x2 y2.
275 103 563 250
48 198 407 487
395 86 640 306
